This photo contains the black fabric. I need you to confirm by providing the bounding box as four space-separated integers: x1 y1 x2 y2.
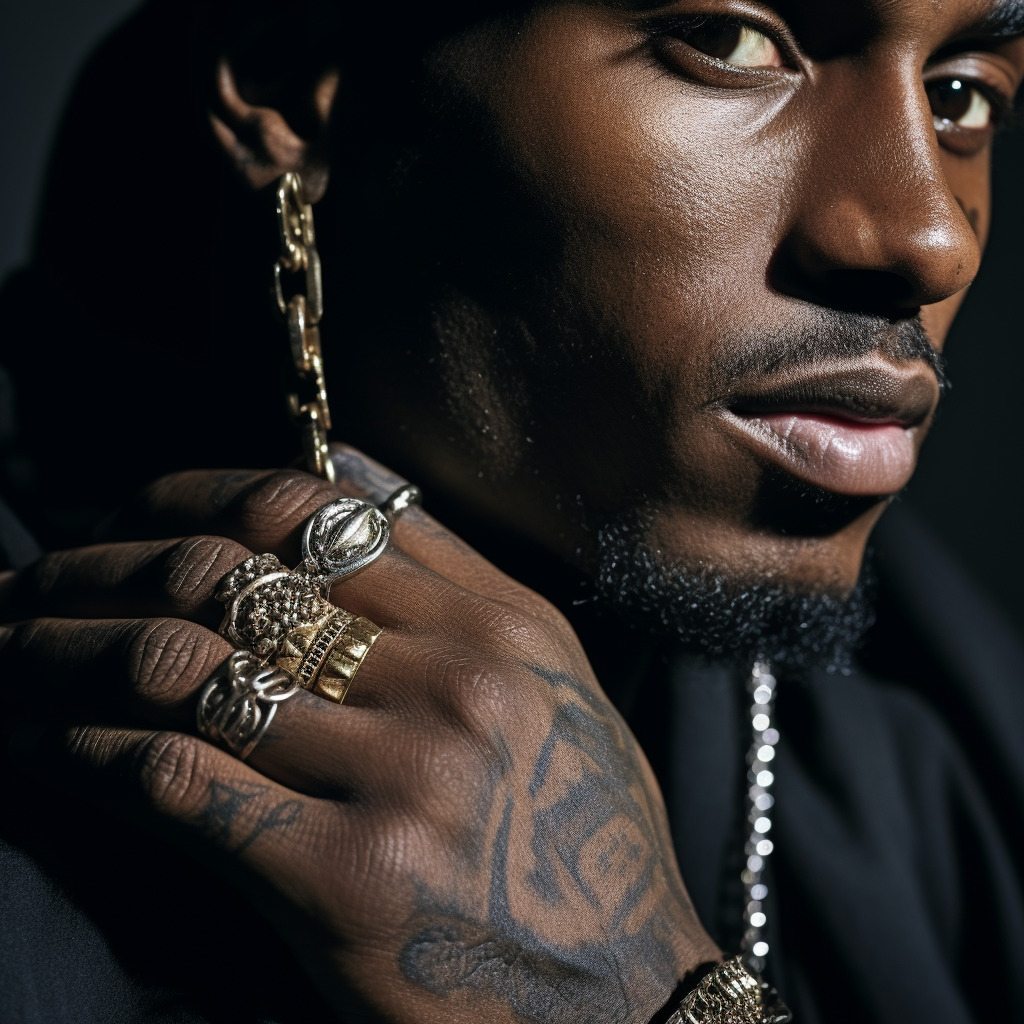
0 840 204 1024
665 507 1024 1023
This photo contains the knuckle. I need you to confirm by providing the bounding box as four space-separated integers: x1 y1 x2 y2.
126 618 223 705
138 472 208 521
465 603 541 660
66 724 133 765
24 548 75 600
136 731 211 816
14 617 52 655
524 592 575 634
238 470 333 538
13 616 103 669
434 655 518 728
163 536 251 606
423 646 560 751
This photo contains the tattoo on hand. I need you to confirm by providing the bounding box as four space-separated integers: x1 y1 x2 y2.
196 780 304 854
398 666 686 1023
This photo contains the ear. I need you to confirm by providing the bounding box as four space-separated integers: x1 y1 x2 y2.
209 58 339 202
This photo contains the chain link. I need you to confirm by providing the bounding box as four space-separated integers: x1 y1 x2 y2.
274 172 335 482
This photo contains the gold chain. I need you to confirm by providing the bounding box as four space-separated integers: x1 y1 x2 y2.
274 173 335 483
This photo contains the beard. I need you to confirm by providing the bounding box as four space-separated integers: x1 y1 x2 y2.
586 311 934 673
592 517 876 674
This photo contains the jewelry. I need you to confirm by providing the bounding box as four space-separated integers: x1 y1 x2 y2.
297 484 422 594
274 172 334 482
277 611 382 704
216 554 335 660
740 661 779 972
215 551 383 704
378 484 423 522
298 497 391 592
668 956 791 1024
214 479 418 698
273 169 432 503
196 650 301 760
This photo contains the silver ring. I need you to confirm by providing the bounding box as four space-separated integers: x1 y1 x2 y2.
378 484 422 522
196 650 301 760
299 497 389 588
298 483 421 590
216 553 334 660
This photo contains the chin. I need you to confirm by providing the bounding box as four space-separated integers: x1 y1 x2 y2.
590 497 884 672
641 496 891 598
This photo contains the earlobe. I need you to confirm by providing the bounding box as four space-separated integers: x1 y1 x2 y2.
209 58 338 200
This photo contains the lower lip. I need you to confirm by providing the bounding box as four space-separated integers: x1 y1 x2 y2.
725 411 917 496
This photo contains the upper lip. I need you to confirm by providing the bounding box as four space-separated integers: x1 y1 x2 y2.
720 356 939 429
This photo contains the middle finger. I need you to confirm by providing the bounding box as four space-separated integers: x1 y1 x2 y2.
0 536 253 627
0 615 432 800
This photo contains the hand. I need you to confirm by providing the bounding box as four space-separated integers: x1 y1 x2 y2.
0 448 718 1023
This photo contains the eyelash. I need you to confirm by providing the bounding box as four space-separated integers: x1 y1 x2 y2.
643 12 796 69
646 13 1016 130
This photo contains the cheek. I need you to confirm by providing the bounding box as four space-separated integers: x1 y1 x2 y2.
941 145 992 247
486 17 800 410
496 17 793 269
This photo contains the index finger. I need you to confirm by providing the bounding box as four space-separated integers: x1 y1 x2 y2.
99 446 557 619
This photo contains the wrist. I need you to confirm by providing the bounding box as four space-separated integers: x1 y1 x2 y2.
658 956 791 1024
649 962 721 1024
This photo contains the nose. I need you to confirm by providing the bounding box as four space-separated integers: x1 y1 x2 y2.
771 63 980 317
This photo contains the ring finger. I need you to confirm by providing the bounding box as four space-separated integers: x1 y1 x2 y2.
0 615 431 800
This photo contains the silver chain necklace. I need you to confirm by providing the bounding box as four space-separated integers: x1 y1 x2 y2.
740 660 779 974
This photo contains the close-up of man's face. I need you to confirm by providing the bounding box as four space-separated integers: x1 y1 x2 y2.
281 0 1023 631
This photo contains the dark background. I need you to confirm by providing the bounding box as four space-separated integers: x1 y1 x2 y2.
2 0 1023 631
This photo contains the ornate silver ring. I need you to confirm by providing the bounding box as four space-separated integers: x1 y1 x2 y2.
215 553 335 660
196 650 301 760
298 484 421 592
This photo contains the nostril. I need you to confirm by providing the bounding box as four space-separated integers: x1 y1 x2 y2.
771 181 980 317
768 244 926 318
820 269 923 315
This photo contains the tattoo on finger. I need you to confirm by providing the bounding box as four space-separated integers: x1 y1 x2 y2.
195 780 304 854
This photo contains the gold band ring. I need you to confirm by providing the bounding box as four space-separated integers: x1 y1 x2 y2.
216 553 381 705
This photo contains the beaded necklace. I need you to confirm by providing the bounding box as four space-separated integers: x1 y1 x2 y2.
740 660 779 974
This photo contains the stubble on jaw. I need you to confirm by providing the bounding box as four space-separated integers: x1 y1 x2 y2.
590 510 877 673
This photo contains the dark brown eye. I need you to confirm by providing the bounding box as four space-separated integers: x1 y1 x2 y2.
927 79 992 129
677 19 783 68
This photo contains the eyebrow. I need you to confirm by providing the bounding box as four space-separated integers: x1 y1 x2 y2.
973 0 1024 37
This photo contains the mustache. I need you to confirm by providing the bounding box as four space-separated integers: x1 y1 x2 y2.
714 312 949 392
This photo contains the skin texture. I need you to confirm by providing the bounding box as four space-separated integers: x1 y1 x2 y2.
3 1 1024 1021
314 0 1024 595
0 453 716 1022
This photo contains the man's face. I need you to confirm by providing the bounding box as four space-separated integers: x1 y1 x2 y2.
343 0 1024 597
